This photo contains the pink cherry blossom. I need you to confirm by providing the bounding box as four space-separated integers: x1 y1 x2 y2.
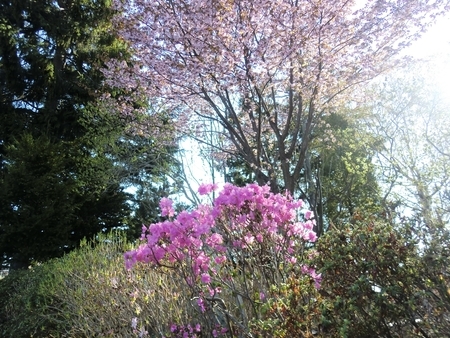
106 0 448 197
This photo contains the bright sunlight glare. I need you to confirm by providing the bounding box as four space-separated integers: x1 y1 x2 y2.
403 12 450 102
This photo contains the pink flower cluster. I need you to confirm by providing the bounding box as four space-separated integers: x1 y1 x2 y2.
198 183 219 195
159 197 175 217
125 183 321 336
169 323 202 338
125 183 319 284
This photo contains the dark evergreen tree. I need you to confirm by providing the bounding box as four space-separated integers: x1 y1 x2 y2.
113 130 180 240
0 0 156 269
225 157 255 187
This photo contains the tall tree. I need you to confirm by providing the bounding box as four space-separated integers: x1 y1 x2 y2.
345 69 450 333
106 0 449 200
0 0 170 269
363 68 450 230
225 111 384 235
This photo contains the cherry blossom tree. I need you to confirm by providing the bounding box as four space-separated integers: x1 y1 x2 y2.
105 0 449 197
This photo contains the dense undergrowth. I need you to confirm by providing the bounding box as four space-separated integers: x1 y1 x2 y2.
1 220 449 338
0 231 194 337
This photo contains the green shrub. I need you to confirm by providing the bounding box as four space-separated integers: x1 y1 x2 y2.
5 222 447 337
250 218 450 338
0 231 196 337
249 275 323 338
313 220 450 337
0 262 62 337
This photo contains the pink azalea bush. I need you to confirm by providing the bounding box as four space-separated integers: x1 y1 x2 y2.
125 183 320 337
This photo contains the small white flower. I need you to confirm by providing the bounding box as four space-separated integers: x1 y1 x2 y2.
131 317 138 330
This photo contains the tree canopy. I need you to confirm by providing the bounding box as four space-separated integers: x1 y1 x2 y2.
106 0 449 196
0 0 176 269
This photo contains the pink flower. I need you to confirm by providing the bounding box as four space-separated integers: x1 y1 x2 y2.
207 233 223 246
256 233 263 243
304 220 314 230
151 246 166 262
307 231 317 242
196 253 210 270
201 273 211 284
214 255 227 264
259 292 266 301
135 245 152 263
198 183 218 195
301 264 309 274
244 234 255 245
160 198 174 217
305 210 314 220
209 286 222 296
124 251 136 270
288 222 304 236
197 297 206 312
237 215 247 223
310 270 322 289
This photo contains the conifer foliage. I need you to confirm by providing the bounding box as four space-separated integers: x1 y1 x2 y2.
0 0 135 269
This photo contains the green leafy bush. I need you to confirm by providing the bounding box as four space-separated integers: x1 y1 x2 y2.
0 231 195 337
0 262 61 337
250 218 450 338
313 220 450 337
249 275 323 338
